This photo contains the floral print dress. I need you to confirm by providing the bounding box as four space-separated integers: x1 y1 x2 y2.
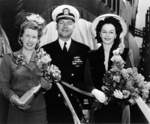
0 50 48 124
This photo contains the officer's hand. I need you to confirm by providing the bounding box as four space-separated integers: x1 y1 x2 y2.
40 77 52 90
113 90 123 99
91 88 106 103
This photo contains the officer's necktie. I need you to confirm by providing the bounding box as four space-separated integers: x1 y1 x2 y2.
63 42 67 54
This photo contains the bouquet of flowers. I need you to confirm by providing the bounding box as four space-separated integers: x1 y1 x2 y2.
36 48 61 82
101 48 150 122
102 48 150 103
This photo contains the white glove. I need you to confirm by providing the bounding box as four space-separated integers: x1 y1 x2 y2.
91 88 106 103
113 90 123 99
10 94 22 106
10 94 31 110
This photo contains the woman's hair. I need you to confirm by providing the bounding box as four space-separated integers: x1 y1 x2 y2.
18 13 46 47
18 21 43 46
95 16 123 48
20 21 43 38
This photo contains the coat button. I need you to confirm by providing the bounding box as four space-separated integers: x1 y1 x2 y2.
58 93 61 97
71 73 74 76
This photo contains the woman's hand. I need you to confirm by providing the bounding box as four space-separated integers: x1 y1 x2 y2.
91 88 106 103
113 90 123 99
18 104 31 110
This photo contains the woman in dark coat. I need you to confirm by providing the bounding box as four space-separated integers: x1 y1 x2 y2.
0 13 51 124
85 14 130 124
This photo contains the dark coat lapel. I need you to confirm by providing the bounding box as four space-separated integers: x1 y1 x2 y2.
97 44 115 71
67 39 77 55
53 40 63 54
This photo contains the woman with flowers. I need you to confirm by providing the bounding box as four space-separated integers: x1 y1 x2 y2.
0 13 60 124
85 14 130 123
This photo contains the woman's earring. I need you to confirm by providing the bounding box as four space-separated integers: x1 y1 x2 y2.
35 43 39 50
18 38 23 47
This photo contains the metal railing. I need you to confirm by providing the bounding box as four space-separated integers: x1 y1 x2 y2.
102 0 120 14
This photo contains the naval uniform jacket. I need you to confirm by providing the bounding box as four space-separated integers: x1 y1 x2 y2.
43 39 90 87
42 39 90 122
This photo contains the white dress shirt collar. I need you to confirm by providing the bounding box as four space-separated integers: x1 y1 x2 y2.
103 43 113 71
59 38 72 51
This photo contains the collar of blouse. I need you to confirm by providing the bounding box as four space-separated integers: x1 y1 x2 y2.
13 49 38 63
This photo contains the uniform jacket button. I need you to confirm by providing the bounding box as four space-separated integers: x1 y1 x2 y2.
58 93 61 97
71 73 74 76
